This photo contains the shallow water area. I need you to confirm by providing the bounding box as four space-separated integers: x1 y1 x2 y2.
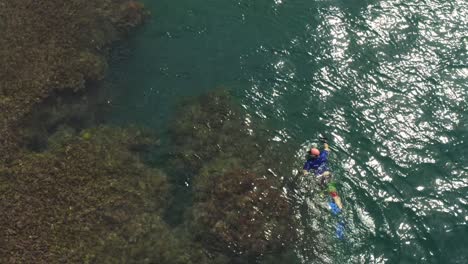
106 0 467 263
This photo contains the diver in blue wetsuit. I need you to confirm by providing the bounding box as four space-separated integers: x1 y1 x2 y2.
303 142 330 176
303 142 343 210
303 141 345 239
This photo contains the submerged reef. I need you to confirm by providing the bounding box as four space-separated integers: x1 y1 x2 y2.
0 126 216 263
0 126 165 262
168 91 298 262
0 0 148 161
0 0 303 261
0 1 215 262
192 161 296 258
167 90 269 174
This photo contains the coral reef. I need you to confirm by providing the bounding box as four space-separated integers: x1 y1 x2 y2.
0 0 148 161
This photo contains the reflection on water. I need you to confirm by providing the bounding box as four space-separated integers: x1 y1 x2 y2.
107 0 467 263
238 0 467 263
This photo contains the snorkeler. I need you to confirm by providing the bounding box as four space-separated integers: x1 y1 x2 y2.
303 142 330 176
303 142 343 210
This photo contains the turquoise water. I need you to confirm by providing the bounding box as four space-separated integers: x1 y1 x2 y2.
106 0 467 263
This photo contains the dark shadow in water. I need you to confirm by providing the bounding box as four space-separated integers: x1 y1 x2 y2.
17 79 115 153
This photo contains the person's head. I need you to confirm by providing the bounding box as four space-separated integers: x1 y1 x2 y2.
310 148 320 158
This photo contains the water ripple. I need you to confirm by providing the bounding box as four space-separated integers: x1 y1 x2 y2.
111 0 467 262
238 0 467 262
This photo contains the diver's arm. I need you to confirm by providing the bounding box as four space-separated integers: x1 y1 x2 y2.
324 143 330 152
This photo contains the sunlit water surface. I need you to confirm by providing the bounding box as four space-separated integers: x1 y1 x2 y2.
105 0 467 263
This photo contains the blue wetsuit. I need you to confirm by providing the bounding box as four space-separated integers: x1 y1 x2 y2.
303 150 329 175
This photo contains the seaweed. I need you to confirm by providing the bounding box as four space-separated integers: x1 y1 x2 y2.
191 160 297 260
166 90 298 262
167 90 266 175
0 0 148 161
0 126 169 262
0 0 306 261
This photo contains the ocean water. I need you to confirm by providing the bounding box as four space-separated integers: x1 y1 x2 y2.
105 0 467 263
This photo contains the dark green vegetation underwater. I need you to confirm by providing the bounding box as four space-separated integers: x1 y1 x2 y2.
0 1 302 263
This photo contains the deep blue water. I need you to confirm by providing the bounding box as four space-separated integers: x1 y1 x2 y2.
105 0 467 263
